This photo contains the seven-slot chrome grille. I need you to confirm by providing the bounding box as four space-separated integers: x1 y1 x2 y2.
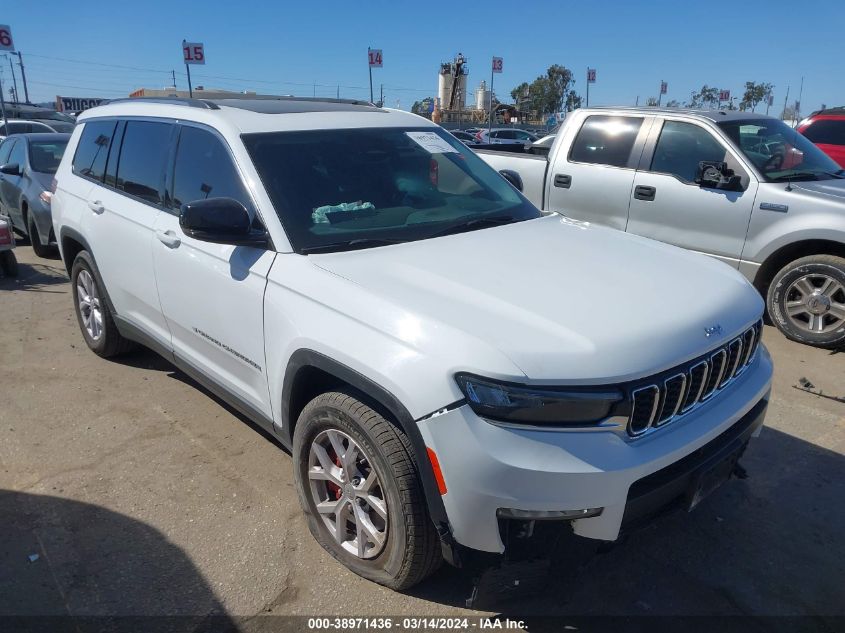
628 320 763 438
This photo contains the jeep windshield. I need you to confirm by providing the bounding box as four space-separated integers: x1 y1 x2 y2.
718 118 845 182
242 127 540 253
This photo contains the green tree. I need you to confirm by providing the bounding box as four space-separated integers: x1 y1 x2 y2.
689 85 720 109
646 97 659 107
665 99 682 108
740 81 774 112
510 65 581 116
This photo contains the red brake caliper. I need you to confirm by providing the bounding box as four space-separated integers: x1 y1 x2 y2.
326 448 343 500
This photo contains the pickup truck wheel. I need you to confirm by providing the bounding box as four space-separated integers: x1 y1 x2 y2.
71 251 135 357
293 390 441 590
767 255 845 349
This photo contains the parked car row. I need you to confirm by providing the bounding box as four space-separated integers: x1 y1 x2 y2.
478 107 845 349
49 96 772 591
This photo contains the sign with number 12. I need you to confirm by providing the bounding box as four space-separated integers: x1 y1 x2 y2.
492 57 503 73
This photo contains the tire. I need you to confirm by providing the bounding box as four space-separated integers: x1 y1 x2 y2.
27 211 52 258
0 250 18 277
767 254 845 349
70 250 135 357
292 390 441 590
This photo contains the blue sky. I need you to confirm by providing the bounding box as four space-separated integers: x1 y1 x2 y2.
3 0 841 115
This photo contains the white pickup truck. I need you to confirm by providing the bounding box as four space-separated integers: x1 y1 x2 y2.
480 107 845 349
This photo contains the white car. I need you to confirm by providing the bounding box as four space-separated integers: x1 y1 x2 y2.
52 97 772 590
475 128 538 147
0 119 58 140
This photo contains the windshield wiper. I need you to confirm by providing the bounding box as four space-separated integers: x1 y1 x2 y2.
770 172 822 182
300 237 407 254
425 215 521 239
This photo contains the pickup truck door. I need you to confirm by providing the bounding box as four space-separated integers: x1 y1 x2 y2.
151 123 275 421
626 118 757 266
544 114 652 230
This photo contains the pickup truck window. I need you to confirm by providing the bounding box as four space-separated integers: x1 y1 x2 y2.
243 127 539 253
650 121 728 183
718 118 843 182
569 115 643 168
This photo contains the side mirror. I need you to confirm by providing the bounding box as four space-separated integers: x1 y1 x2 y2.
179 197 269 247
695 161 743 191
499 169 523 192
0 163 21 176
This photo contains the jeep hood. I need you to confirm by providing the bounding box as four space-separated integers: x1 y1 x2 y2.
312 215 764 383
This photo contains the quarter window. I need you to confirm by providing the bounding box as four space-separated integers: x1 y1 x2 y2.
72 120 117 182
115 121 172 205
650 121 728 183
171 126 252 212
569 115 643 168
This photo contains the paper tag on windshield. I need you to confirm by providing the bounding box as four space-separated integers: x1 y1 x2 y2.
406 131 459 154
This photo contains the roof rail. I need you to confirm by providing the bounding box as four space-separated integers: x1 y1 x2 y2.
210 95 375 107
99 97 220 110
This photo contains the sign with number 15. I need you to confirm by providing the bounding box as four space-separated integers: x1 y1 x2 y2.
183 42 205 65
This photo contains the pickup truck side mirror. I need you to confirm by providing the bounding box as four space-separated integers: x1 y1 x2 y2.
695 161 743 192
180 197 269 248
0 163 21 176
499 169 523 192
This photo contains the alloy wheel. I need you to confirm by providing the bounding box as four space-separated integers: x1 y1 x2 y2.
76 269 103 341
307 429 388 559
784 273 845 334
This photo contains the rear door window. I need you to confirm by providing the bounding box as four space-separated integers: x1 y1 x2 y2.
115 121 173 205
72 120 118 182
569 115 643 167
802 119 845 146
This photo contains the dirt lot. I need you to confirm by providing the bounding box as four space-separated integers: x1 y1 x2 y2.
1 246 844 623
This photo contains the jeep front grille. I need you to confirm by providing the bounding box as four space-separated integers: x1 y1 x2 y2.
627 320 762 437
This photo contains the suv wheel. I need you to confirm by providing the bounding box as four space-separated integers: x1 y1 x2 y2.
27 212 51 258
71 251 135 357
293 390 441 590
767 254 845 349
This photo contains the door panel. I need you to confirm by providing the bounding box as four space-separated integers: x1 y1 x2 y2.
546 114 651 230
627 119 757 264
152 124 274 418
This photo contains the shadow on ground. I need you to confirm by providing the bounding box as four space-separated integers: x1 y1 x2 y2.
0 260 67 293
0 490 239 632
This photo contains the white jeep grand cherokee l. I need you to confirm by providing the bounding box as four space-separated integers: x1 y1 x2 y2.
52 97 772 589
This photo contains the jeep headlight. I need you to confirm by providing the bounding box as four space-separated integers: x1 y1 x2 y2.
455 373 623 426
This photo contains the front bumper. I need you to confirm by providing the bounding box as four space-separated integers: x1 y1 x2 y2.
417 345 773 554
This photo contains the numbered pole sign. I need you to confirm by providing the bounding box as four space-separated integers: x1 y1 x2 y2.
587 68 596 83
368 49 383 68
492 57 503 73
660 81 668 95
0 25 15 52
719 89 730 101
182 42 206 65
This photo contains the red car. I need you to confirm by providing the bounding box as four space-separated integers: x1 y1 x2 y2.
798 107 845 167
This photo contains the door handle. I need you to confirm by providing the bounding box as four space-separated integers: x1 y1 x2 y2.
156 229 181 249
554 174 572 188
87 199 105 214
634 185 656 201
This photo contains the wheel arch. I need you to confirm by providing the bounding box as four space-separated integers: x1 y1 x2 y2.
59 226 91 276
281 349 451 537
754 239 845 296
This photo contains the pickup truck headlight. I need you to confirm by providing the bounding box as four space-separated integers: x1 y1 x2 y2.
455 373 623 426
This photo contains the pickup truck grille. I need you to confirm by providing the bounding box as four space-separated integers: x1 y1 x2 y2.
627 320 763 438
